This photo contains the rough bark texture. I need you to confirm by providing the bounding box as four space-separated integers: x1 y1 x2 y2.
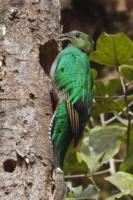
0 0 65 199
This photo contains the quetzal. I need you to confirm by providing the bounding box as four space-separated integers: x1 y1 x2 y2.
49 30 94 169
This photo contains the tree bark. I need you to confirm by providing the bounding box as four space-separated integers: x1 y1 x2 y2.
0 0 65 199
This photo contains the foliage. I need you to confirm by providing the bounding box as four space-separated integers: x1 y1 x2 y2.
66 184 99 200
120 65 133 81
90 32 133 67
65 32 133 200
105 172 133 199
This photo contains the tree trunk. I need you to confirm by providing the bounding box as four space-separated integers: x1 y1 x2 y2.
0 0 65 199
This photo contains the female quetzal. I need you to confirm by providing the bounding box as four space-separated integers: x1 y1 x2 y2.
49 30 94 169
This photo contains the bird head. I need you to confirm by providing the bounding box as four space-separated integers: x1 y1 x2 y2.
60 30 94 54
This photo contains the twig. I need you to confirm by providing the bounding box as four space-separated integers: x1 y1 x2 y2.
126 80 133 87
115 115 133 126
89 176 100 192
64 158 124 180
100 113 105 126
64 169 110 179
109 158 116 174
104 101 133 125
129 111 133 116
119 70 131 153
94 95 125 99
114 159 123 163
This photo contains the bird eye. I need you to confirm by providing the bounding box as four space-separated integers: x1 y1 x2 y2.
75 32 80 38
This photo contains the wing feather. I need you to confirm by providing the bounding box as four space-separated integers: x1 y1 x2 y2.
53 46 93 145
65 93 80 144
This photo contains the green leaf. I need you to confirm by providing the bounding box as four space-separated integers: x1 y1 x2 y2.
64 143 88 174
92 98 122 115
92 95 133 115
79 126 126 174
105 172 133 196
120 146 133 173
120 65 133 81
105 79 121 96
88 126 125 153
120 125 133 173
94 80 107 96
77 152 103 174
66 184 99 200
76 185 99 200
105 193 127 200
76 185 98 200
94 79 121 97
91 32 133 67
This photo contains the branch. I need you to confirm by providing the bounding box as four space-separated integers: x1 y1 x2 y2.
109 158 116 175
100 113 106 126
115 115 133 126
94 95 125 100
64 169 110 180
104 101 133 125
64 160 123 180
119 70 131 153
126 80 133 88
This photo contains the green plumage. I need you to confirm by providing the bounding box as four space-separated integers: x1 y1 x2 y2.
54 45 92 103
50 31 93 169
52 101 71 168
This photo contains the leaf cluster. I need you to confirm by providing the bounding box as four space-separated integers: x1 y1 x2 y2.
65 32 133 200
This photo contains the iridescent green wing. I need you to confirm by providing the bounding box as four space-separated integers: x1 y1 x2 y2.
54 46 93 144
